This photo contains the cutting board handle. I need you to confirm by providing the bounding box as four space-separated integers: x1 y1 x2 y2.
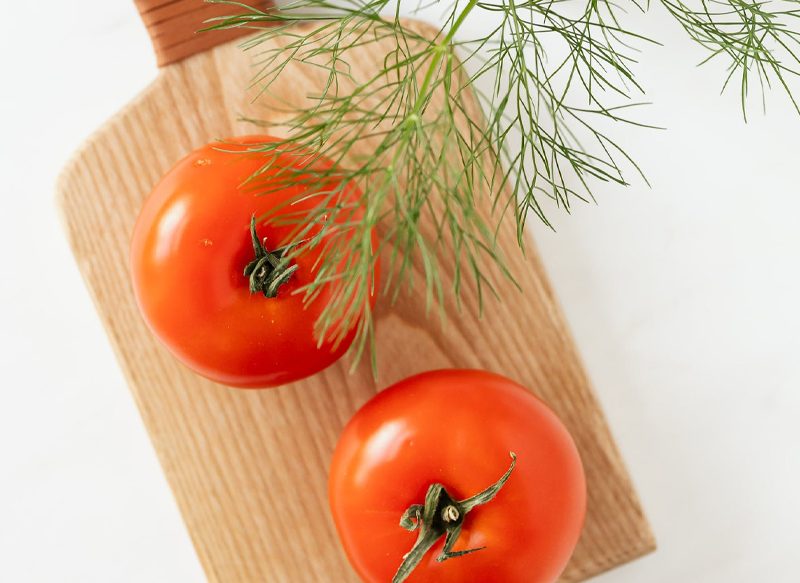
134 0 273 67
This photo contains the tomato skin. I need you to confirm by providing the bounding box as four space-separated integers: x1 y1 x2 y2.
130 136 373 388
329 369 586 583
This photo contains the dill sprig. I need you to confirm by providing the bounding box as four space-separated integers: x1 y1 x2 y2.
204 0 800 371
660 0 800 118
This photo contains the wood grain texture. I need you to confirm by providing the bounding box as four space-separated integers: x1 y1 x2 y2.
56 20 654 583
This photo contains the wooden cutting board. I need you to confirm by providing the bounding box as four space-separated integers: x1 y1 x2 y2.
56 1 655 581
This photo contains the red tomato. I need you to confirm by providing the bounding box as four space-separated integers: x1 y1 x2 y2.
130 136 375 388
329 369 586 583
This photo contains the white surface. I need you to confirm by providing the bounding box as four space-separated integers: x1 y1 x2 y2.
1 1 798 581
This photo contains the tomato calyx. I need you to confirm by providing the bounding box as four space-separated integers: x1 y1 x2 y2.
392 452 517 583
244 215 303 298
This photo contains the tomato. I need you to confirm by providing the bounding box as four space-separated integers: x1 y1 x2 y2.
328 369 586 583
130 136 375 388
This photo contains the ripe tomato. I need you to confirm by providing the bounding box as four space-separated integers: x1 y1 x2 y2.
130 136 375 388
329 369 586 583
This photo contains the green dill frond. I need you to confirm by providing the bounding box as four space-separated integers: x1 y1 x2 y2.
203 0 799 371
659 0 800 118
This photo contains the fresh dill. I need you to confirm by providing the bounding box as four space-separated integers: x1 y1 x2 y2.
204 0 800 371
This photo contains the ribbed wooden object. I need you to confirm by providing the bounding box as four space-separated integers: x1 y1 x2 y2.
133 0 271 66
56 11 655 583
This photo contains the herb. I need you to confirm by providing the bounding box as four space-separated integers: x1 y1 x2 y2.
206 0 800 370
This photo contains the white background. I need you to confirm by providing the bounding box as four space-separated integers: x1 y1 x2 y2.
2 1 799 581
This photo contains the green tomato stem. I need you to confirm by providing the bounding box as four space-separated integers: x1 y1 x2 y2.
392 452 517 583
243 215 300 298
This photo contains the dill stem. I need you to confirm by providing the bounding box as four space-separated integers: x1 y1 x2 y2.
411 0 479 116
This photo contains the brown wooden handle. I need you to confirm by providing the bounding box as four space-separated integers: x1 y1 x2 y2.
134 0 273 67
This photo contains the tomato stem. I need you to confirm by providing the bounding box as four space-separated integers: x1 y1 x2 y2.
244 215 301 298
392 453 517 583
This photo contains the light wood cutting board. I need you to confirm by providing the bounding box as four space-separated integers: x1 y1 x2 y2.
56 1 655 581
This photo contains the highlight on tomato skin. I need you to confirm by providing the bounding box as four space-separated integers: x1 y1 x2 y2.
129 135 377 389
328 369 587 583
